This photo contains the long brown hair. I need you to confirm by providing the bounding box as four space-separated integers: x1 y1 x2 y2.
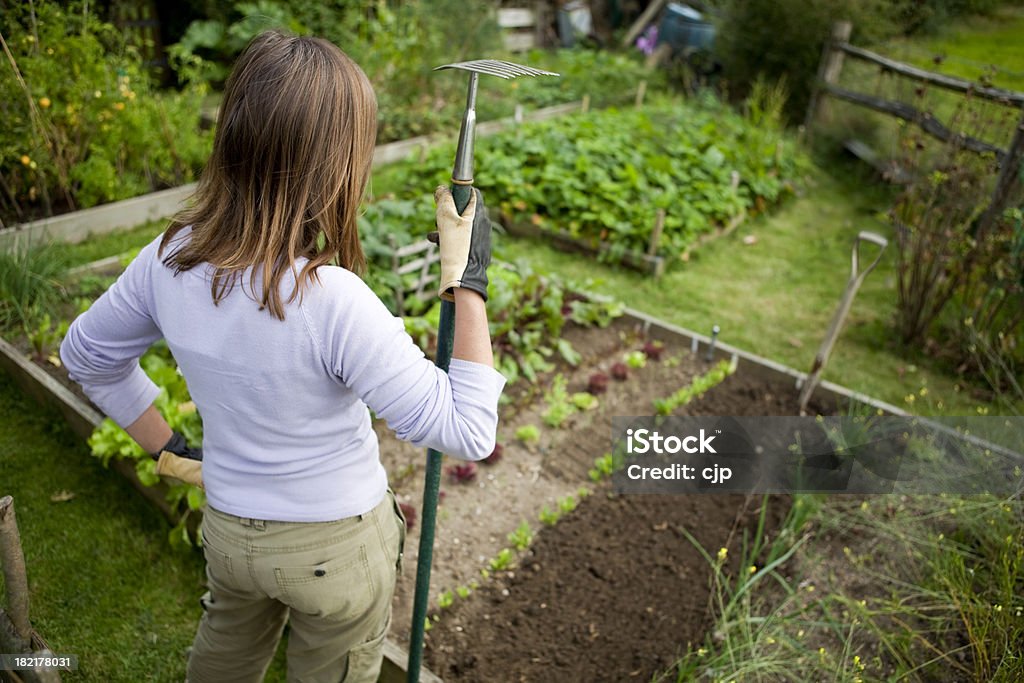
161 30 377 320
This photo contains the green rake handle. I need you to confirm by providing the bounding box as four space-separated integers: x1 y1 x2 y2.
406 183 472 683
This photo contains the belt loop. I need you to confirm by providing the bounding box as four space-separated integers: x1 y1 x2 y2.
253 519 266 530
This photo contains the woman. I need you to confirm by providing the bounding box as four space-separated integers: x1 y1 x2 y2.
60 30 504 683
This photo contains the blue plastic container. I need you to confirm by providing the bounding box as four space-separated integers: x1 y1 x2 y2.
657 3 715 53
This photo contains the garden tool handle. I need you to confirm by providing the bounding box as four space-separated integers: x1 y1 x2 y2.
799 230 888 415
851 231 888 283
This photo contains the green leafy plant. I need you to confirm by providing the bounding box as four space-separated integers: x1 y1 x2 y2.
571 392 599 411
624 350 647 369
589 452 616 482
539 505 560 526
86 341 205 546
542 374 576 428
557 494 578 515
437 589 454 609
25 311 67 362
653 359 736 416
514 424 540 444
489 548 514 572
507 520 533 551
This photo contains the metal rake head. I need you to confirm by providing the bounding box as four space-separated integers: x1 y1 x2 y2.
434 59 559 79
435 59 559 184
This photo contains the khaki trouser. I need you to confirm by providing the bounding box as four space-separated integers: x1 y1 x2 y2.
187 491 406 683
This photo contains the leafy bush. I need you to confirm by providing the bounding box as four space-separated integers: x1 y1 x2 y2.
475 48 664 121
0 0 212 224
888 90 1023 404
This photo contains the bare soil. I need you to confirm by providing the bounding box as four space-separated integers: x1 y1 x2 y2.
381 318 716 644
415 369 833 683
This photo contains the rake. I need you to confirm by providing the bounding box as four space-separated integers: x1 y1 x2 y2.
406 59 557 683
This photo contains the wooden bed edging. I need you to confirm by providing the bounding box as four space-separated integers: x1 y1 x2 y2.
0 185 198 252
505 221 666 277
620 307 909 416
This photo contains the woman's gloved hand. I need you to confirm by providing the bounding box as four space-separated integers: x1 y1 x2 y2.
152 431 204 489
431 186 492 302
155 431 203 461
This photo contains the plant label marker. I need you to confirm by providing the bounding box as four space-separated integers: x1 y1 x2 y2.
705 325 721 362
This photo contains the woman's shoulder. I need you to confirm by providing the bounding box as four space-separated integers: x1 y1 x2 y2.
305 265 384 312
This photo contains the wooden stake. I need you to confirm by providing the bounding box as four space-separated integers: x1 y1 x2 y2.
0 496 31 642
581 94 590 114
644 43 672 70
635 80 647 108
648 209 666 257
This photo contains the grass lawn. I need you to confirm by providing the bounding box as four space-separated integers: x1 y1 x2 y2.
51 220 167 270
0 373 204 681
878 5 1024 92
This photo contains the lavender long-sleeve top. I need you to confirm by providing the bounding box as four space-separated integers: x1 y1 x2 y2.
60 230 506 522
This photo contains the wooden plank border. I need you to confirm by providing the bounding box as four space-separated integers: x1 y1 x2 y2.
505 221 666 277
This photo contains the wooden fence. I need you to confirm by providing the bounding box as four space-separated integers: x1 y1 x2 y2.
805 21 1024 233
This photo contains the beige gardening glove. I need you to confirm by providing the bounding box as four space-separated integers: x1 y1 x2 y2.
432 186 492 301
152 431 204 489
155 451 204 490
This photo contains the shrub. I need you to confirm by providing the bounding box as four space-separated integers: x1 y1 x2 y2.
0 0 212 224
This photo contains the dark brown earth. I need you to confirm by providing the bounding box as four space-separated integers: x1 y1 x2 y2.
424 490 785 683
422 373 828 683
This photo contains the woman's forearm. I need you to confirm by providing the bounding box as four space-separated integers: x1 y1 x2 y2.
451 287 494 368
124 404 174 454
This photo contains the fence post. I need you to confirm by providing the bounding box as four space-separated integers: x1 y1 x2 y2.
976 108 1024 239
804 20 853 138
0 496 31 644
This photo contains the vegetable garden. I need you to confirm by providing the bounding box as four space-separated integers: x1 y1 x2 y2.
2 1 1023 682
